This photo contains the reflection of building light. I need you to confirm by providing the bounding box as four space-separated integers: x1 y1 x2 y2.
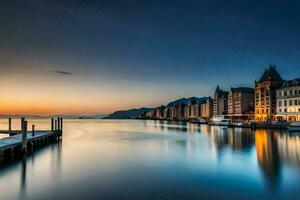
255 129 280 189
189 123 195 133
255 130 268 163
277 134 300 166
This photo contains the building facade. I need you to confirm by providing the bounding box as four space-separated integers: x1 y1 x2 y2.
201 97 213 119
276 79 300 121
255 66 284 122
228 87 254 120
213 86 228 116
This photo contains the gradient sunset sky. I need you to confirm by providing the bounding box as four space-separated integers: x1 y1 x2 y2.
1 0 300 115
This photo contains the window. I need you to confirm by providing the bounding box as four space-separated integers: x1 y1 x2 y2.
295 100 298 105
289 100 293 106
284 91 287 96
284 100 287 106
284 108 287 112
279 109 282 112
279 100 282 107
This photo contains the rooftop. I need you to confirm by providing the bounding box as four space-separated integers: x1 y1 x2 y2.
258 65 284 83
282 78 300 88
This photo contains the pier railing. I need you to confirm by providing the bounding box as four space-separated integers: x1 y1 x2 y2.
0 117 63 161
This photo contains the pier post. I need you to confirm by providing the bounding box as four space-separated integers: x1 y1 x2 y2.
51 118 54 131
55 119 58 131
8 118 12 133
21 117 25 132
58 117 61 131
60 117 63 131
22 120 28 155
32 124 35 137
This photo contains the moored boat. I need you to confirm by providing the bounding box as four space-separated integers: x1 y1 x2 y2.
289 122 300 132
212 117 231 126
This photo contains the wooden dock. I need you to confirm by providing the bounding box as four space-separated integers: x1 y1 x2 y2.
0 117 63 162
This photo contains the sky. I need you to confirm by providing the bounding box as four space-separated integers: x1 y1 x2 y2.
0 0 300 115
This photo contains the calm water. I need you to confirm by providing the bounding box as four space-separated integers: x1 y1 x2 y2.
0 119 300 200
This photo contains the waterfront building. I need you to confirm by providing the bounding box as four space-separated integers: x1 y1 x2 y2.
170 106 177 119
228 87 254 121
276 78 300 121
155 106 165 119
175 104 185 120
213 86 228 116
200 97 213 119
163 107 169 119
255 66 284 122
145 110 155 119
184 105 189 119
188 99 198 118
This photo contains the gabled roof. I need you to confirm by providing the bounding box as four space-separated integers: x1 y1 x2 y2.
214 86 228 97
258 65 283 83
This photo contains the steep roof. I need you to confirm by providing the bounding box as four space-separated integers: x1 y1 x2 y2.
258 66 283 83
214 86 228 97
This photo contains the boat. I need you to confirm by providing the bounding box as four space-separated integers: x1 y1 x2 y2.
189 118 199 124
199 118 207 124
189 118 207 124
212 117 230 126
232 121 244 127
272 120 289 126
289 122 300 132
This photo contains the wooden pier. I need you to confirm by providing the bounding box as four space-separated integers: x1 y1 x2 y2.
0 117 63 162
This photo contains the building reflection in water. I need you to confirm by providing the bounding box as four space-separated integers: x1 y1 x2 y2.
212 126 254 151
255 130 281 189
138 121 300 190
152 120 201 133
208 126 300 189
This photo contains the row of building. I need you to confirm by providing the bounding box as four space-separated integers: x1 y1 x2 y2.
141 65 300 122
140 97 214 121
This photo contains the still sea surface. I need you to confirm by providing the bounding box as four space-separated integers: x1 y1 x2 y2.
0 119 300 200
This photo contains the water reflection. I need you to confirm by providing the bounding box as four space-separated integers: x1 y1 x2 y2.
152 120 201 133
1 119 300 199
211 127 254 151
158 122 300 190
20 158 26 197
0 141 63 199
255 130 281 189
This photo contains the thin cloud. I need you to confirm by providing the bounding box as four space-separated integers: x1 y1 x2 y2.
54 70 74 76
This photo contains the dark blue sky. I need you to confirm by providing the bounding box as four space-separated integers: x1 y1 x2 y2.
1 0 300 114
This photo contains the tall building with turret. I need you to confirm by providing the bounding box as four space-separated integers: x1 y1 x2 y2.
213 86 228 116
255 65 284 122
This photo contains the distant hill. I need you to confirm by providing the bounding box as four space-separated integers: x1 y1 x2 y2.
104 108 154 119
167 97 209 107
